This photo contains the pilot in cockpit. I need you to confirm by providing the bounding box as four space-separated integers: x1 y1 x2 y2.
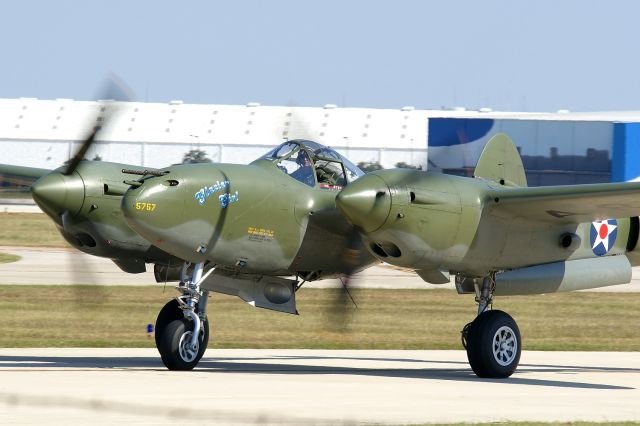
290 149 315 186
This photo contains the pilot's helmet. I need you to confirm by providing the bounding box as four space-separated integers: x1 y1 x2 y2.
297 150 311 166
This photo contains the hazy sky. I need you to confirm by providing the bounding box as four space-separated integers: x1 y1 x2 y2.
2 1 639 112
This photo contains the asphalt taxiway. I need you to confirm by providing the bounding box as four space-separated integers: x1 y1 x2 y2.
0 348 639 425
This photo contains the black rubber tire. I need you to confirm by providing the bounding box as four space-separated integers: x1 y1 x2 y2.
155 299 183 350
158 316 209 370
465 310 521 378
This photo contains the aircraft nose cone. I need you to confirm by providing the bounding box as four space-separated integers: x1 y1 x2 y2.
336 174 391 232
31 172 84 218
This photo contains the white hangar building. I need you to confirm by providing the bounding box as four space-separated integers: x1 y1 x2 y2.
0 98 432 170
2 97 640 186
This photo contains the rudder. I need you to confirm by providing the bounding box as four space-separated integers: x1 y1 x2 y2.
473 133 527 187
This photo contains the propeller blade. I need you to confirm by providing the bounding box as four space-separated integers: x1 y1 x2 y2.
62 128 98 176
67 245 107 307
324 225 366 331
340 225 364 276
60 211 107 306
63 73 135 176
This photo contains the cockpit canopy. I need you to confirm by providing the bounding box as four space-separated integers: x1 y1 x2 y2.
255 139 365 188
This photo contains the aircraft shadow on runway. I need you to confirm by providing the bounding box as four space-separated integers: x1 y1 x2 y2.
0 354 635 390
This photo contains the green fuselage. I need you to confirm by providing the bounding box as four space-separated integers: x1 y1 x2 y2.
122 160 375 278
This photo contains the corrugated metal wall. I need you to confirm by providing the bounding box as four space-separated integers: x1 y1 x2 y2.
0 99 427 169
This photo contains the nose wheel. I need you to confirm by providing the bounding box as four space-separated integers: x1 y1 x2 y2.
157 314 209 370
155 262 212 371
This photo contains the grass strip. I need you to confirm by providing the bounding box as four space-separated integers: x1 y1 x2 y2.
0 286 639 350
0 213 68 248
0 252 20 264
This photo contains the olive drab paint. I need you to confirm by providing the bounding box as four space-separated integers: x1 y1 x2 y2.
121 140 377 279
11 134 640 286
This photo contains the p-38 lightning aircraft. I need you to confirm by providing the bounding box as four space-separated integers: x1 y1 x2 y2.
3 126 640 378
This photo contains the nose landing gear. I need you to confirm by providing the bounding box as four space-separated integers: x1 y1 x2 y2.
155 262 212 370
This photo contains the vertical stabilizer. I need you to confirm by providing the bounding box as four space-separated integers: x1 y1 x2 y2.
473 133 527 187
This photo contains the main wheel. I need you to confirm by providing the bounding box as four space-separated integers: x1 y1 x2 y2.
465 310 521 378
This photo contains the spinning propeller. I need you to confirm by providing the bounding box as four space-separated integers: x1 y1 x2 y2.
325 172 392 329
0 76 135 295
31 74 133 221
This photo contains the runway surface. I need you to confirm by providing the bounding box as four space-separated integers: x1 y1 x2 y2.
2 245 640 291
0 199 40 214
0 348 639 425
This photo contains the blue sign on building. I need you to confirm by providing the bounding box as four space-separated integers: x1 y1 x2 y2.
428 118 615 186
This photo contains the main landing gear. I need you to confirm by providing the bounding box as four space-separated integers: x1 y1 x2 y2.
155 262 212 370
460 273 521 378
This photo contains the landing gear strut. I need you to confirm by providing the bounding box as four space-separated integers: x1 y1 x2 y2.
460 273 521 378
155 262 212 370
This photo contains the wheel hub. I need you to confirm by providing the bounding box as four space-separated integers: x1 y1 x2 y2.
178 331 199 362
492 325 517 366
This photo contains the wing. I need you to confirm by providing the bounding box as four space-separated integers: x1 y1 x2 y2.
0 164 51 200
0 164 51 179
487 181 640 223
